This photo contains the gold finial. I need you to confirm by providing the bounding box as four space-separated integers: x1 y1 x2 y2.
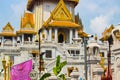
94 34 97 41
20 15 22 28
24 9 26 17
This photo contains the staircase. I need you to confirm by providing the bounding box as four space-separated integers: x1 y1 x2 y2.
44 43 70 73
56 43 70 57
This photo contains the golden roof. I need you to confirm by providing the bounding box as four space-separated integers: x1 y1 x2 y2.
0 32 16 37
27 0 79 11
48 21 80 28
31 50 39 54
0 22 16 36
78 29 90 38
17 12 35 35
21 12 34 28
16 30 37 35
3 22 14 31
43 0 80 28
100 24 114 41
75 14 83 30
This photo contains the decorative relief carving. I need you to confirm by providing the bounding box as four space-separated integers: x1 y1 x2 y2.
113 30 120 40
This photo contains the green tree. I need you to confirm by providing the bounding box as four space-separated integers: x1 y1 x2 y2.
40 73 51 80
53 55 67 80
39 55 67 80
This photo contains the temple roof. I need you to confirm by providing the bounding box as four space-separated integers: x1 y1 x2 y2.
43 0 81 28
0 22 16 36
17 12 36 35
100 24 114 41
78 29 90 38
16 30 36 35
20 12 34 28
48 21 80 28
27 0 79 11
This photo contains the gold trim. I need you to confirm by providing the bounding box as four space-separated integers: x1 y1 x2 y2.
16 30 37 35
100 24 114 41
2 22 14 32
43 0 73 27
0 32 16 36
48 21 80 28
31 50 39 55
78 29 89 38
20 12 34 29
67 67 78 77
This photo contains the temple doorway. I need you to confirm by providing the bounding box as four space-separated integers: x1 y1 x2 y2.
58 33 64 43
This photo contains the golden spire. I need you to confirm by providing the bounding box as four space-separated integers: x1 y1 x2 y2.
20 15 22 28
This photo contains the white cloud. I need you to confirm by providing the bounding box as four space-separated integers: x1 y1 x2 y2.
90 15 108 34
89 6 119 35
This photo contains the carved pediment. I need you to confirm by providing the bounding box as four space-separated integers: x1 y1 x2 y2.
3 22 14 32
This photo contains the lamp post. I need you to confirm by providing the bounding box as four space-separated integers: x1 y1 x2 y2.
82 35 93 80
107 37 112 80
38 28 46 78
38 28 42 77
83 37 88 80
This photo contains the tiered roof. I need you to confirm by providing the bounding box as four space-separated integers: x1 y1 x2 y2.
17 12 36 35
0 22 16 36
27 0 79 11
43 0 80 28
100 25 114 41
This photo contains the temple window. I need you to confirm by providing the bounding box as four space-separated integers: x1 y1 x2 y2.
76 50 80 56
71 50 75 56
45 50 52 58
68 50 80 56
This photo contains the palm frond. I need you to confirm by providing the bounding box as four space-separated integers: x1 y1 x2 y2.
59 74 67 80
40 73 51 80
60 61 67 69
56 55 60 67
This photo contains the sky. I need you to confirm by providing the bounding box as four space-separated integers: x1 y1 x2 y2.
0 0 120 38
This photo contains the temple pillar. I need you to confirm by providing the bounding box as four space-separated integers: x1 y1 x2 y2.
69 29 73 43
55 28 58 43
44 29 47 40
40 31 42 40
49 28 52 41
75 29 78 38
12 37 15 47
32 35 34 42
22 34 24 45
1 37 4 47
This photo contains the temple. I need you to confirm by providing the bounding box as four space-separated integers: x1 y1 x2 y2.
0 0 118 80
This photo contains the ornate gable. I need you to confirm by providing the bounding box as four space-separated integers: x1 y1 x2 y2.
3 22 14 32
16 12 36 35
52 0 72 21
43 0 74 27
20 12 34 30
0 22 16 36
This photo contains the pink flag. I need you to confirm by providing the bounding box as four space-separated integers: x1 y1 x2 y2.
11 59 32 80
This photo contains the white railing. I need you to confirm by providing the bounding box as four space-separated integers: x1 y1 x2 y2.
45 59 56 72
